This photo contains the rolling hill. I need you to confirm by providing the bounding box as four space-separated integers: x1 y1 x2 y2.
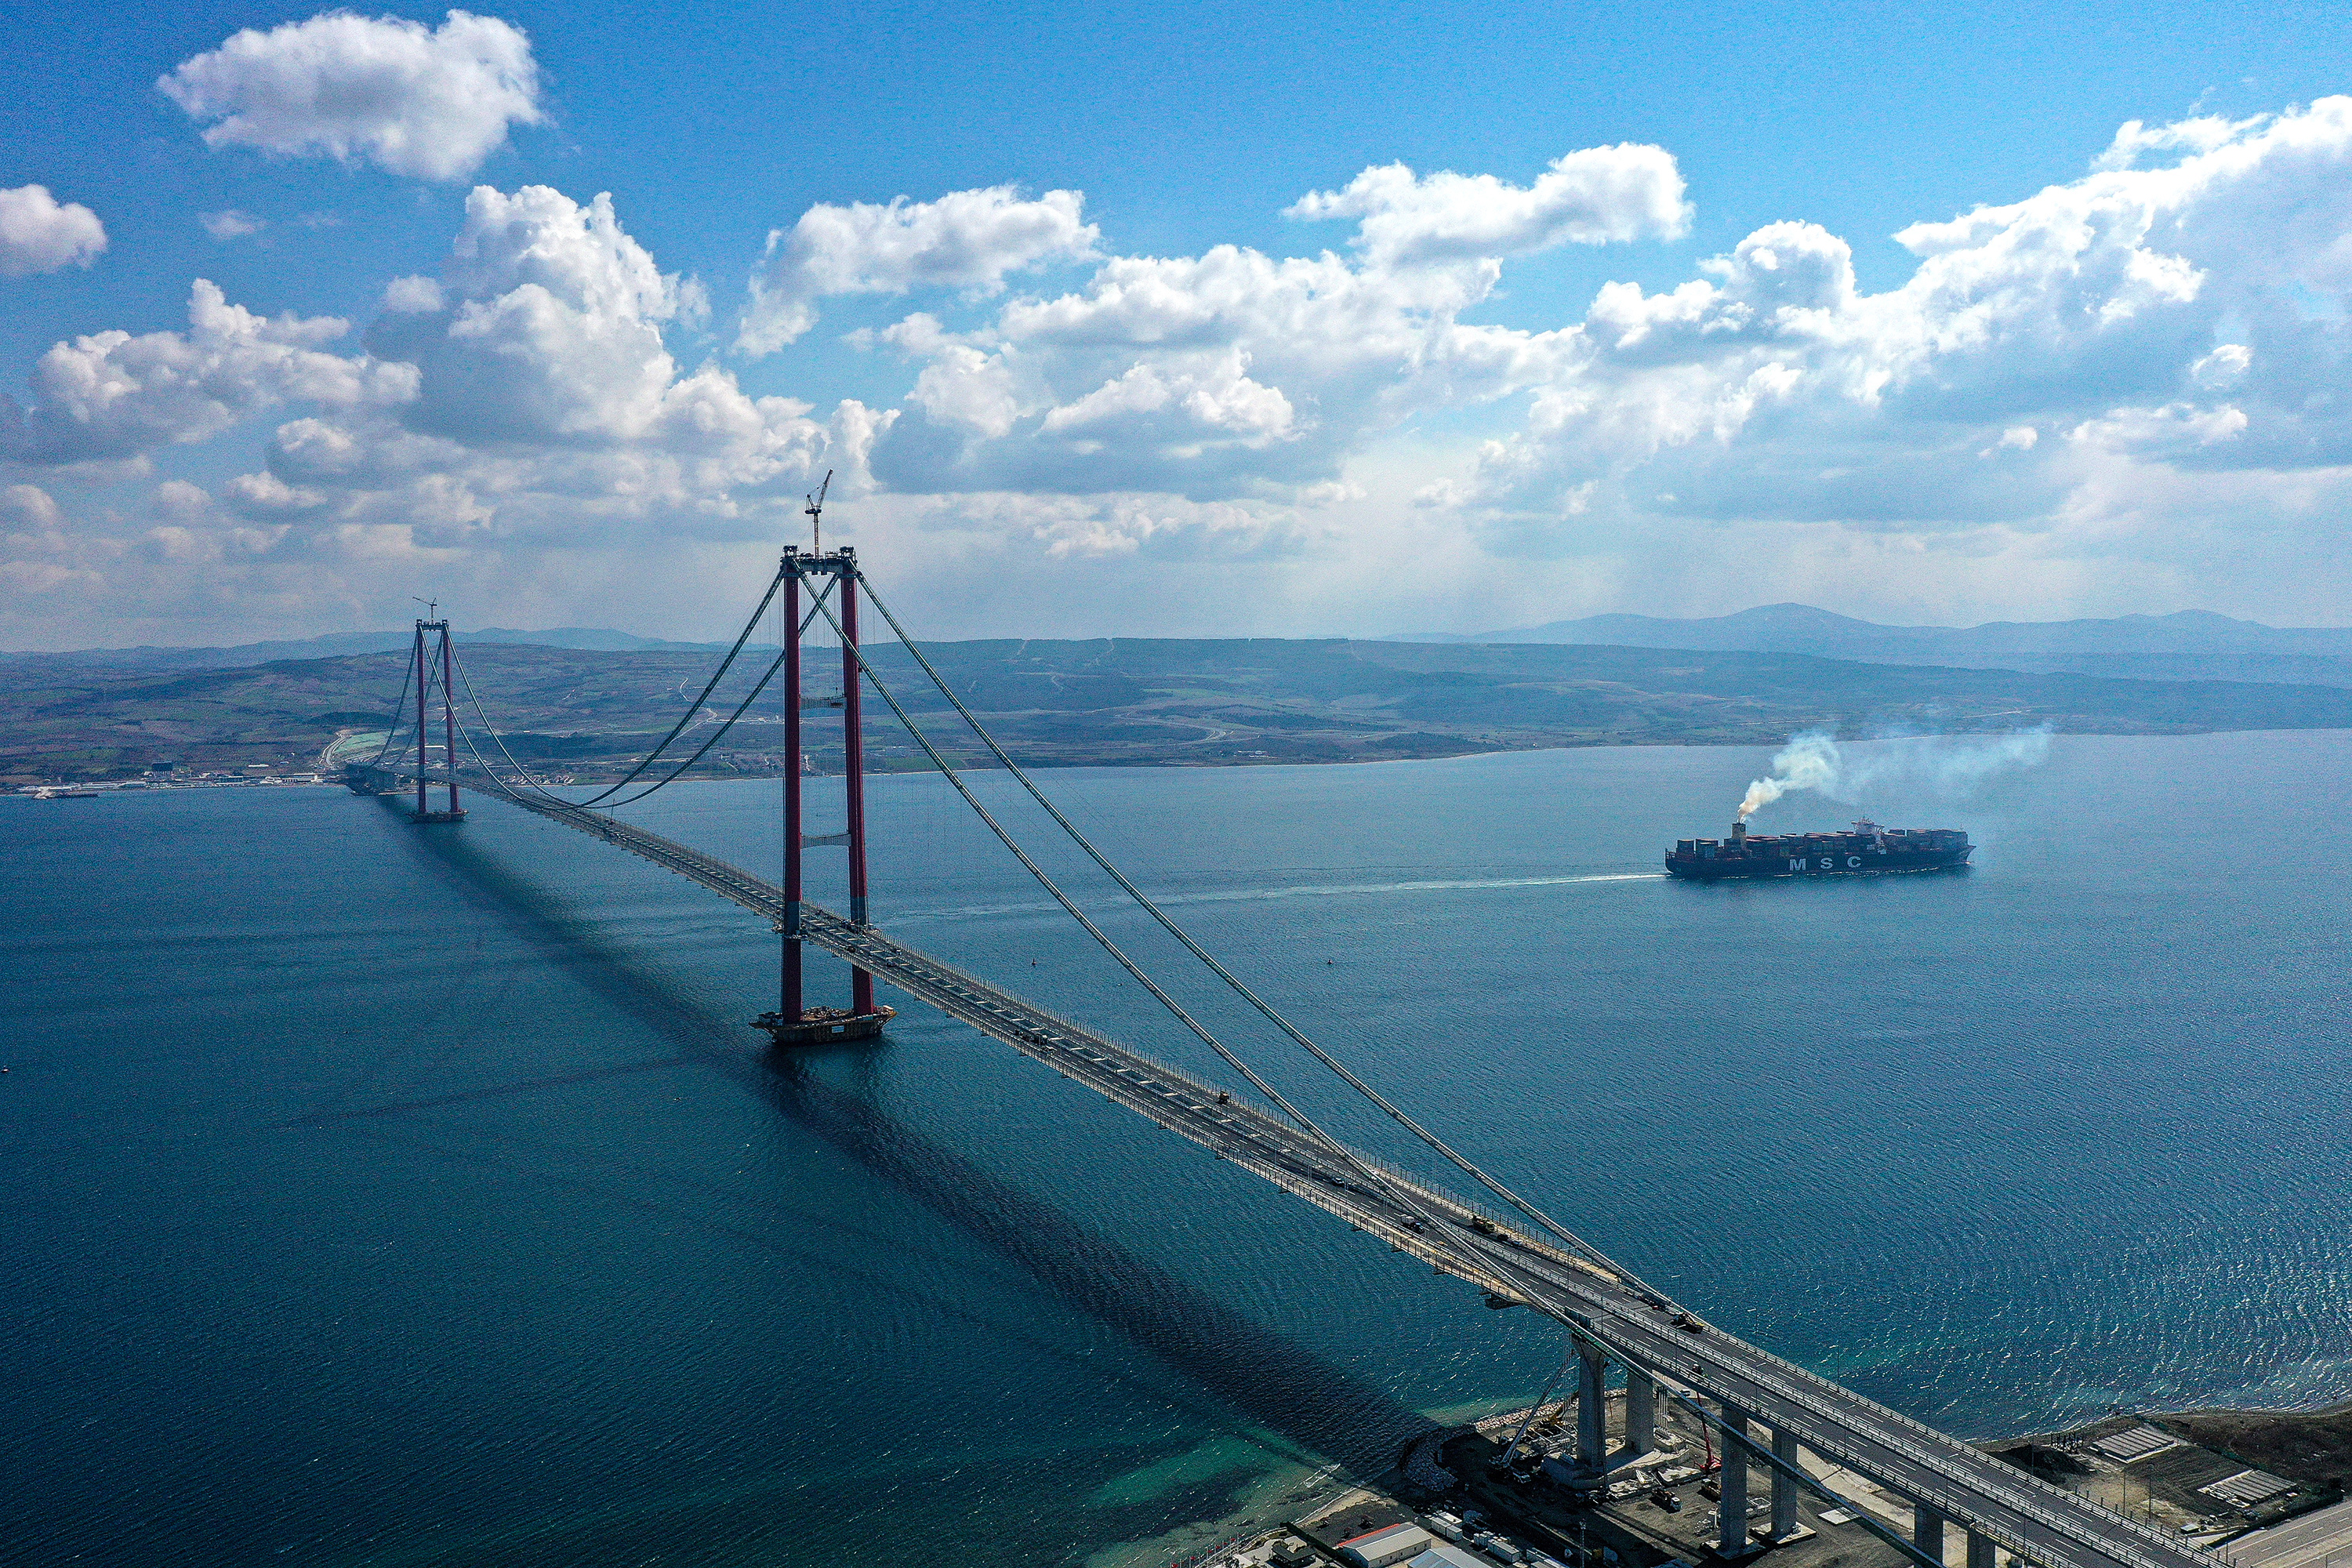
9 635 2352 782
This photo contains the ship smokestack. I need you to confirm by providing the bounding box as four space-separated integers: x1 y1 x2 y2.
1730 818 1746 843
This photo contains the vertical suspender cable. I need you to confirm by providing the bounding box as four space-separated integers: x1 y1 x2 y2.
551 558 795 808
445 583 836 809
805 590 1605 1323
368 652 416 766
803 593 1401 1167
851 571 1652 1294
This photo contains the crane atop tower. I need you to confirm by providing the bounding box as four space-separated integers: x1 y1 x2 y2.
804 470 833 555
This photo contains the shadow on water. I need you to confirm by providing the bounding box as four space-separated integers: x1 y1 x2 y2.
295 1056 699 1123
370 804 1443 1479
750 1051 1438 1475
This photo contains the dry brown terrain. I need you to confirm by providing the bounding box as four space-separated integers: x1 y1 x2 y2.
2158 1405 2352 1488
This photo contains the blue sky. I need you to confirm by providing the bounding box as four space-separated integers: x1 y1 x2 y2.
2 0 2350 647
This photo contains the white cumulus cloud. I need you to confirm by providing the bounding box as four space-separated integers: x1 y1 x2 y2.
26 107 2352 646
380 274 445 314
1286 144 1690 266
2 482 63 531
740 186 1098 352
1039 351 1296 448
376 184 702 444
0 185 107 276
862 176 1603 499
3 280 415 466
239 184 887 546
1447 96 2352 536
159 9 543 181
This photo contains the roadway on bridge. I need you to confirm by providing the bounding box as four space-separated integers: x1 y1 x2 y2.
354 760 2218 1568
2222 1501 2352 1568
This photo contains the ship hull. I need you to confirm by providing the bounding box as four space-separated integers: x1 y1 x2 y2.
1665 847 1971 881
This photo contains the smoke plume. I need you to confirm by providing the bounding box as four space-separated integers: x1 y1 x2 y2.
1737 728 2052 821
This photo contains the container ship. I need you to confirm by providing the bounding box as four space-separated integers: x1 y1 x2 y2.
1665 819 1972 881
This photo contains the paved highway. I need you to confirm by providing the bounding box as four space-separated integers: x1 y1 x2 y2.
2223 1501 2352 1568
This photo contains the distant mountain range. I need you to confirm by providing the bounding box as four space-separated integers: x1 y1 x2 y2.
1388 604 2352 688
14 604 2352 688
0 626 735 670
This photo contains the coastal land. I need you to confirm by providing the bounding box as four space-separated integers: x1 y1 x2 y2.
10 635 2352 784
1149 1398 2352 1568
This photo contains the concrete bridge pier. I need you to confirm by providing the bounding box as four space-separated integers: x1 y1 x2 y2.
1965 1530 1997 1568
1915 1504 1948 1566
1719 1405 1758 1558
1577 1339 1608 1475
1622 1369 1657 1459
1770 1427 1802 1541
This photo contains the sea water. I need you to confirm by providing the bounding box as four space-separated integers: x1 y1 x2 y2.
3 731 2349 1566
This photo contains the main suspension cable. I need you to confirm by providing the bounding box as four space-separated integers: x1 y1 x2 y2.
558 557 793 808
414 575 1588 1326
1497 1338 1579 1466
365 564 1615 1317
854 570 1657 1297
447 648 562 797
589 577 840 810
806 590 1595 1322
807 594 1396 1163
444 577 837 810
368 648 417 766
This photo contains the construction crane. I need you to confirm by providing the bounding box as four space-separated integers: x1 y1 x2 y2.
805 470 833 554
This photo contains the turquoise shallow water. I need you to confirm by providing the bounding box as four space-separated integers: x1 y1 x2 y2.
4 731 2350 1566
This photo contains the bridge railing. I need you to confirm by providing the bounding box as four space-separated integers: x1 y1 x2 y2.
1719 1337 2204 1568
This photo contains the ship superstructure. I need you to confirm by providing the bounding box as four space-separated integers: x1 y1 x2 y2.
1666 818 1972 880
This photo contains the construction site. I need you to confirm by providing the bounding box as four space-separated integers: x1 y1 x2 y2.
1180 1392 2351 1568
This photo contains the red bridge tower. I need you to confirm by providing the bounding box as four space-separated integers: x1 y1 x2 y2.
753 543 892 1047
408 613 465 824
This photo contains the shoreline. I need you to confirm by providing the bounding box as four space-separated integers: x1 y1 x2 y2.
1109 1395 2352 1568
14 722 2352 794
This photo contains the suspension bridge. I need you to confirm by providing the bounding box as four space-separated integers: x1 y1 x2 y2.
344 524 2216 1568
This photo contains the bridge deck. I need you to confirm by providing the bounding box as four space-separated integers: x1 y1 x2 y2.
353 763 2215 1568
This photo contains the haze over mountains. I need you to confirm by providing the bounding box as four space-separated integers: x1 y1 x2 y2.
15 604 2352 688
1392 604 2352 688
0 627 731 671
